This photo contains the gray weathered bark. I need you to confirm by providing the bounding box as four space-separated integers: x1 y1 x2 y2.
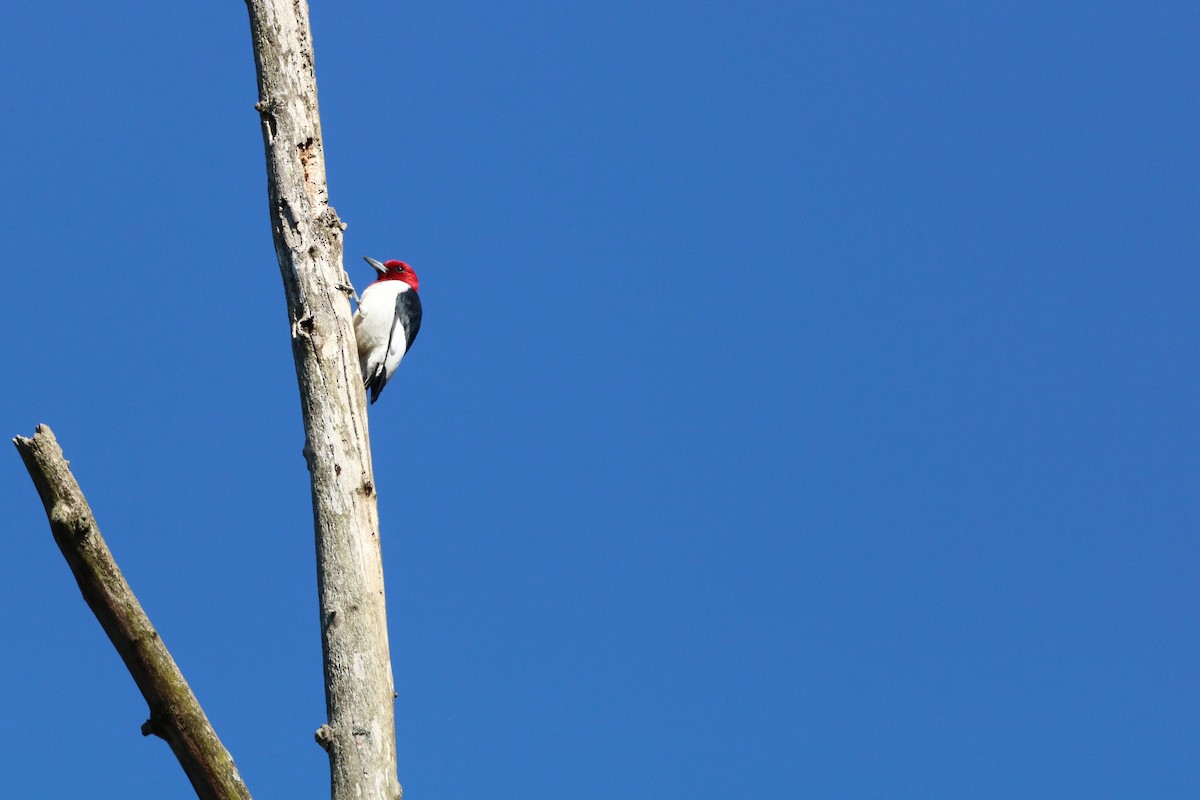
244 2 401 800
13 425 252 800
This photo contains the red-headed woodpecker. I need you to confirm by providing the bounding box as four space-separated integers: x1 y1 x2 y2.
354 256 422 404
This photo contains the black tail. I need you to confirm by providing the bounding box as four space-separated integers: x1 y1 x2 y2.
366 369 387 404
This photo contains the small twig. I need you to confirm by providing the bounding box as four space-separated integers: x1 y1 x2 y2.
14 425 252 800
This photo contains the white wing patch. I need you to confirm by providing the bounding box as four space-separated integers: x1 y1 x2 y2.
353 281 411 401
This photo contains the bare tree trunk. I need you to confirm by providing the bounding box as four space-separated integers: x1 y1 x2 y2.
244 2 401 800
13 426 253 800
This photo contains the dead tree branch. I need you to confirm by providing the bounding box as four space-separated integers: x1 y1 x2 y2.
244 1 401 799
13 425 252 800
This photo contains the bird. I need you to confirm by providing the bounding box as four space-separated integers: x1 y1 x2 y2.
353 256 422 404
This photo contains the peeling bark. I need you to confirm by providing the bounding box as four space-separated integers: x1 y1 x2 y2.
244 2 401 799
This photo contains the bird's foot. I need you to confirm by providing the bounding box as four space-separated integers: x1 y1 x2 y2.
337 270 360 305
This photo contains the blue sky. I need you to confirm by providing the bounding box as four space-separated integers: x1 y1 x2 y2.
2 2 1196 797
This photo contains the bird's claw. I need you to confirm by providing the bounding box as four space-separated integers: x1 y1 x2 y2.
337 272 360 305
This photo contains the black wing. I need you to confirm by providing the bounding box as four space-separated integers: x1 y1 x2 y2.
366 289 422 404
396 289 422 350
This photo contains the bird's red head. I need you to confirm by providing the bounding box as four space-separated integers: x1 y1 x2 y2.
365 256 419 291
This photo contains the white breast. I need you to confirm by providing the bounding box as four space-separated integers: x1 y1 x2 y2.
354 281 410 382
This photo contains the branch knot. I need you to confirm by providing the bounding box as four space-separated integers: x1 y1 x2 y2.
314 724 334 751
141 715 165 740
